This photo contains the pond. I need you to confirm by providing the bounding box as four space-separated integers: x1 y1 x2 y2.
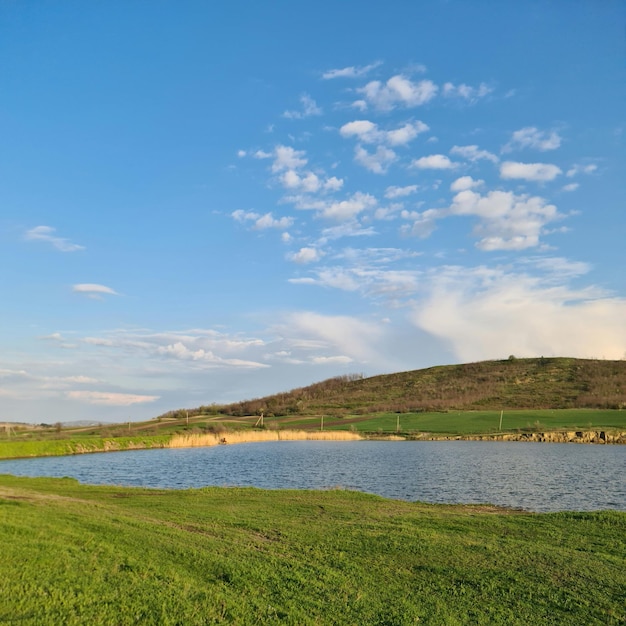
1 440 624 512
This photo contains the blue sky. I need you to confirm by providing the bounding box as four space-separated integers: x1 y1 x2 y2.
1 1 624 423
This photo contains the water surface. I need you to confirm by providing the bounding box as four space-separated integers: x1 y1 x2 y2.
1 440 624 512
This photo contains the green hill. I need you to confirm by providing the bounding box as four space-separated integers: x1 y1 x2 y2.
176 357 626 419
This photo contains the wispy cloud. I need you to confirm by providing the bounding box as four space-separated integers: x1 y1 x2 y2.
442 82 492 102
283 93 322 119
322 61 382 80
503 126 562 152
25 226 85 252
232 210 294 230
66 390 160 405
72 284 119 299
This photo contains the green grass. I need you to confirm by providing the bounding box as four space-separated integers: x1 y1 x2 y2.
0 435 171 459
346 409 626 434
0 475 624 625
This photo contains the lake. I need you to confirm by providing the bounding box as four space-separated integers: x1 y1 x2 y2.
1 440 624 513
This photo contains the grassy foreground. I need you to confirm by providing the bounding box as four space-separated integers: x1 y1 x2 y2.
0 475 624 625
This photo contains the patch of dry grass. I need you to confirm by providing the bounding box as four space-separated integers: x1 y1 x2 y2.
168 429 362 448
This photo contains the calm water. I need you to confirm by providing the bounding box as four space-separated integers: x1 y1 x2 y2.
1 441 624 513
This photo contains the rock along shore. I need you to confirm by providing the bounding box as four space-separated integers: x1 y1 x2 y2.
410 430 626 444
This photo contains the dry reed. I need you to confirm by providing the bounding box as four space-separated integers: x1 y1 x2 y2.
167 429 362 449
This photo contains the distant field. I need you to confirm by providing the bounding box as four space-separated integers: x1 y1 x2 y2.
335 408 626 434
0 475 624 625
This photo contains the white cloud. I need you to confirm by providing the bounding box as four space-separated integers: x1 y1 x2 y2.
385 185 419 199
324 176 344 192
322 191 377 221
25 226 85 252
412 265 626 362
232 209 293 230
500 161 562 181
72 284 119 299
450 176 483 192
322 61 382 79
503 126 562 152
281 169 321 193
566 163 598 177
562 183 579 192
288 247 324 264
311 355 353 365
400 208 440 239
354 145 397 174
282 311 384 363
449 189 562 250
66 391 159 406
283 93 322 119
442 82 492 102
450 145 498 163
340 119 429 146
411 154 458 170
357 75 438 111
271 145 308 172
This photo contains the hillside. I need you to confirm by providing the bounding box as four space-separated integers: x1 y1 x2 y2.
171 357 626 419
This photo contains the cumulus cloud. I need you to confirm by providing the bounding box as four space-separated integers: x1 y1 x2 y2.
322 61 382 79
280 170 343 194
25 226 85 252
449 189 562 250
321 192 377 221
283 93 322 119
72 284 119 299
562 183 580 192
340 119 429 146
450 145 498 163
288 247 324 264
357 75 438 111
354 145 397 174
450 176 483 192
412 265 626 362
411 154 458 170
401 189 563 250
503 126 562 152
500 161 562 182
271 145 307 172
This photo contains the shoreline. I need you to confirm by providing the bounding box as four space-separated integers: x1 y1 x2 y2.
1 428 624 461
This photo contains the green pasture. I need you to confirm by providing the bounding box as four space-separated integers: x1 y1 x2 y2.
0 475 623 625
329 408 626 434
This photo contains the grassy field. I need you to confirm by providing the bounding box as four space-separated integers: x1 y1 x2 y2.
0 435 172 460
339 408 626 434
0 475 623 625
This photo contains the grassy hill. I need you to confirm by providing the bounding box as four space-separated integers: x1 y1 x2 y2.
173 357 626 419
